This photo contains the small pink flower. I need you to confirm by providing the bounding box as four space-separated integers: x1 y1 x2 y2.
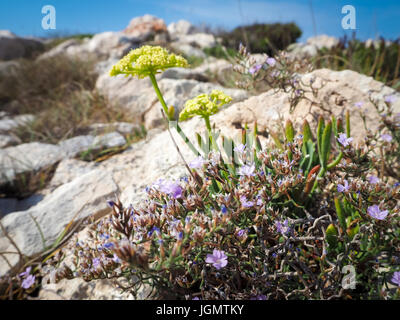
367 205 389 220
337 180 350 193
381 134 393 142
368 176 380 184
205 249 228 270
338 133 353 147
189 156 207 169
391 271 400 286
266 57 276 67
240 196 254 208
21 275 35 289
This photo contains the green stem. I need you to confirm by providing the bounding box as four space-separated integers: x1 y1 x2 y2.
310 167 326 194
204 116 219 152
149 73 171 118
149 73 200 156
327 152 343 170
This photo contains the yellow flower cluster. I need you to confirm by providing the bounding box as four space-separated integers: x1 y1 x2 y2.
179 90 233 121
109 45 188 79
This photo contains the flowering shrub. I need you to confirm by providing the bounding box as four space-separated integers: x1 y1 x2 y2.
232 44 320 112
48 90 400 299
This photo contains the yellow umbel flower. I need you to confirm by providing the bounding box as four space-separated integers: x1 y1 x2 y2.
109 45 188 79
179 90 233 121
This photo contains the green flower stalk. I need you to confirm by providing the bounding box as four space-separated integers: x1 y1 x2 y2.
179 90 232 151
110 45 200 155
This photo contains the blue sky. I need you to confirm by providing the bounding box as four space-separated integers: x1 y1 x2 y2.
0 0 399 42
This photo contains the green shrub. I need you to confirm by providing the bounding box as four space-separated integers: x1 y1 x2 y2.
312 37 400 91
220 23 302 56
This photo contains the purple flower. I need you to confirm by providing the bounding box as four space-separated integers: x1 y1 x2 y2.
205 249 228 270
189 156 207 169
249 64 262 75
21 275 35 289
103 242 114 249
266 57 276 67
338 133 353 147
233 143 246 153
381 134 393 142
337 180 350 193
19 266 32 278
221 205 228 214
192 297 201 300
112 254 121 264
237 229 246 237
368 175 380 184
275 219 290 235
159 180 183 199
251 294 267 300
256 197 263 206
367 205 389 220
391 271 400 286
240 196 254 208
354 101 364 108
92 258 101 268
238 164 255 177
385 95 397 104
106 200 115 208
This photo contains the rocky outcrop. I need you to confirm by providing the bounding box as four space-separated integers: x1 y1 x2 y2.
0 168 119 276
0 132 126 194
0 30 44 61
287 34 339 58
39 32 140 62
123 15 168 40
167 20 199 40
0 114 35 132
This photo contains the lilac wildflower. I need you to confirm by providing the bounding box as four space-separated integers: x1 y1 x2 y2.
266 57 276 67
106 200 115 208
381 134 393 142
205 249 228 270
92 258 101 269
337 180 350 193
354 101 364 108
189 156 207 169
19 266 32 278
368 176 380 184
112 254 121 264
103 242 114 249
240 196 254 208
391 271 400 286
238 164 255 177
159 180 183 199
221 205 228 214
251 294 267 300
367 205 389 220
237 229 246 237
385 95 396 104
275 219 290 235
338 133 353 147
21 275 35 289
233 143 246 153
249 64 262 75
